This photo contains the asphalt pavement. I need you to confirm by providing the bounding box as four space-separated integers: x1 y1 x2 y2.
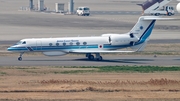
1 55 180 66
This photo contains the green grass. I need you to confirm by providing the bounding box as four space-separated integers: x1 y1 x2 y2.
98 66 180 73
57 66 180 74
0 66 38 69
57 70 97 74
16 67 38 69
0 71 6 75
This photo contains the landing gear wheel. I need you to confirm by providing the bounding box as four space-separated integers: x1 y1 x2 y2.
155 13 160 16
18 52 24 61
18 57 22 61
97 56 103 61
88 55 94 60
168 12 172 16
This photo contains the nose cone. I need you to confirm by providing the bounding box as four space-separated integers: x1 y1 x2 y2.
7 46 17 51
7 47 13 51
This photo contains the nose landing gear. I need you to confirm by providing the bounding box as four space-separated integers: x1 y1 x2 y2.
18 52 24 61
18 57 22 61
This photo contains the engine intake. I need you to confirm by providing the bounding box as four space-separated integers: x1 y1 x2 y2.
130 33 134 38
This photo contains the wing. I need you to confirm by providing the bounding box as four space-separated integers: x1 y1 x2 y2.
69 49 135 53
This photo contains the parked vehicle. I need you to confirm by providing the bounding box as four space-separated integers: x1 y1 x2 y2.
147 6 175 16
76 7 90 16
138 0 174 16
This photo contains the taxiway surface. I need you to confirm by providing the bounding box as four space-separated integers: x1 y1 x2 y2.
1 55 180 66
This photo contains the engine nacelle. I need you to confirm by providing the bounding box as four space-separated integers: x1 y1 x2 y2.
43 51 68 56
177 2 180 13
109 34 139 45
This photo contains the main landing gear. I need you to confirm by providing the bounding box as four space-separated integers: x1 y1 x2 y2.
86 53 103 61
18 52 24 61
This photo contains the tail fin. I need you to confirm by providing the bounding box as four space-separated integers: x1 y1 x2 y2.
130 16 175 51
130 16 156 45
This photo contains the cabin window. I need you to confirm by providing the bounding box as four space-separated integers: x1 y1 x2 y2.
83 42 87 45
63 43 66 46
56 43 59 46
49 43 52 46
70 42 73 45
76 42 80 46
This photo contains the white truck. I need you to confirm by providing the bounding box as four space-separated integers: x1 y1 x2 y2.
76 7 90 16
147 6 174 16
138 0 174 16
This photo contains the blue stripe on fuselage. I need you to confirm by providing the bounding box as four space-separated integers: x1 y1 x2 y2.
7 47 28 51
8 44 130 52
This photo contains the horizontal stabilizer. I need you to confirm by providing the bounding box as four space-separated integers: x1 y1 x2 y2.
143 17 176 21
141 16 177 20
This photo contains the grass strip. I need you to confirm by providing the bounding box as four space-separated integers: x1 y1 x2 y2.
0 71 6 75
59 66 180 73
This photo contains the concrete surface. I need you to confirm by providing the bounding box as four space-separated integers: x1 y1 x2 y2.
1 55 180 66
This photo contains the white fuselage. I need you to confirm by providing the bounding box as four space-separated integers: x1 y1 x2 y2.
8 33 139 56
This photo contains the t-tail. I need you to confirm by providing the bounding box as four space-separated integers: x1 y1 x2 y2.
130 16 175 51
129 16 162 51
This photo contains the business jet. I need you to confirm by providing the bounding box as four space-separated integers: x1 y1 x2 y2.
7 16 172 61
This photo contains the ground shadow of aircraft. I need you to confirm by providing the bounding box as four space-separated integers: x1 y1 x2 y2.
72 58 154 64
24 57 154 64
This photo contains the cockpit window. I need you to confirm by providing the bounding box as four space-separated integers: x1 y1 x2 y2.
14 41 26 45
22 41 26 44
15 41 22 45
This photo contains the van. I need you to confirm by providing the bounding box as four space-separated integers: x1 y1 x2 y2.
76 7 90 16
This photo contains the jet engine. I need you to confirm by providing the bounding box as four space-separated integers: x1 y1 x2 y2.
104 34 139 46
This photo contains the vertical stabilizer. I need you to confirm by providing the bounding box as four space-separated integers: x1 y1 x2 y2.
130 16 156 44
130 16 157 50
130 16 175 51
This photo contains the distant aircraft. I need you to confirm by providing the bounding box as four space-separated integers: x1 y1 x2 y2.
7 16 172 61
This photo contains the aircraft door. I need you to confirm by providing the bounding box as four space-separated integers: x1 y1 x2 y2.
36 40 42 51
